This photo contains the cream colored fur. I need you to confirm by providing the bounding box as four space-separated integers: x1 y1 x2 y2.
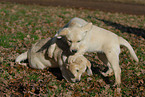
56 17 139 86
15 37 92 82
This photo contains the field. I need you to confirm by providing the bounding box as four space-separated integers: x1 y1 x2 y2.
0 2 145 96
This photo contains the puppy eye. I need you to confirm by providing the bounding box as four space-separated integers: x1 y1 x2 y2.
76 70 79 72
77 40 81 43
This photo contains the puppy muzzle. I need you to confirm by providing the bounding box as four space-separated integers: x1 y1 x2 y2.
71 49 77 53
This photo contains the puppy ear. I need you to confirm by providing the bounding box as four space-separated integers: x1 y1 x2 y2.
61 66 72 82
86 60 93 75
69 21 82 27
82 22 92 32
57 28 69 39
69 21 77 27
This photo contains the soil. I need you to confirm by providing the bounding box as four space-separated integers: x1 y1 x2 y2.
0 0 145 15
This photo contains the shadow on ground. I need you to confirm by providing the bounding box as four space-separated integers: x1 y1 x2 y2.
89 16 145 38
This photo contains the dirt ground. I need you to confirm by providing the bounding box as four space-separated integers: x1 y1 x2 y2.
0 0 145 15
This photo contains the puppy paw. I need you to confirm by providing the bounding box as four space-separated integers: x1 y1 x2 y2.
68 55 77 63
16 62 27 66
100 71 114 77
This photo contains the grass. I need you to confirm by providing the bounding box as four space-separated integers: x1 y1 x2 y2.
0 2 145 96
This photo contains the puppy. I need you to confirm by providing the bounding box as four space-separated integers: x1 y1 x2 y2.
15 37 92 82
56 17 139 86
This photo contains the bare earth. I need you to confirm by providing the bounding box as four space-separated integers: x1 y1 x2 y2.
0 0 145 15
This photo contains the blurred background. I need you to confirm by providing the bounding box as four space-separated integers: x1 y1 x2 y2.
0 0 145 15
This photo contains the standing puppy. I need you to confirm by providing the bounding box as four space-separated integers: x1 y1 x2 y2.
56 17 139 87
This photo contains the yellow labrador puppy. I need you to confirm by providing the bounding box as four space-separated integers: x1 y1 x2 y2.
56 17 139 86
15 37 92 82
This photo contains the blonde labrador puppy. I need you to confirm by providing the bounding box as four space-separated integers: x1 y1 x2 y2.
56 17 139 86
15 37 92 82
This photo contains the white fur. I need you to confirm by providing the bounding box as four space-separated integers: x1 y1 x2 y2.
57 17 139 87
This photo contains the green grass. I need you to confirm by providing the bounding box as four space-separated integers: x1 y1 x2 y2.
0 2 144 97
28 74 39 82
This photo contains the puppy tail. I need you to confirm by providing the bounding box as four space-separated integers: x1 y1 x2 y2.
119 37 139 62
15 51 28 65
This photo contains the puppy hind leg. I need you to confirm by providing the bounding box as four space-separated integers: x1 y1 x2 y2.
106 52 121 87
97 52 113 77
36 61 46 70
30 58 46 70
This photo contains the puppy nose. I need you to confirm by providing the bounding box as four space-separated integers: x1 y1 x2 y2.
75 79 80 83
72 49 77 53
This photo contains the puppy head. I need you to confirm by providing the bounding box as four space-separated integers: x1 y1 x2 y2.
57 23 92 54
66 56 92 83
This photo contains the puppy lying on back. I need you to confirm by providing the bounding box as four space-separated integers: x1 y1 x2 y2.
15 37 92 82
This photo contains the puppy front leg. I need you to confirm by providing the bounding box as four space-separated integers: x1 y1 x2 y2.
48 37 57 58
97 52 114 77
48 43 56 58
